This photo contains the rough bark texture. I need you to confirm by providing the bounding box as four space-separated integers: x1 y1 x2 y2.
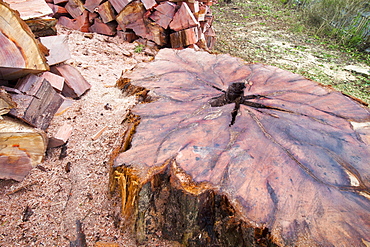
112 48 370 246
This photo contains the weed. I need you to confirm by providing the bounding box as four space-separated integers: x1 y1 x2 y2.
134 44 144 53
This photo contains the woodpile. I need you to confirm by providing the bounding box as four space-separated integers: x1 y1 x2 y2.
0 0 90 181
47 0 216 49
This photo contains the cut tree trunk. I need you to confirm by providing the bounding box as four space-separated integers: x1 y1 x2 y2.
0 0 49 80
111 48 370 247
0 116 47 181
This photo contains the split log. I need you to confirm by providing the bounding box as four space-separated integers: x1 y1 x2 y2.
89 18 117 36
84 0 103 12
187 1 199 13
50 64 91 98
111 49 370 246
39 71 65 92
10 74 64 130
0 0 49 80
149 1 176 29
117 30 138 42
4 0 52 20
140 0 156 10
116 1 166 46
48 122 73 148
65 0 85 19
39 35 71 65
47 3 69 19
170 26 200 48
53 0 68 5
0 116 47 181
169 2 199 32
97 1 116 23
4 0 56 37
0 89 16 115
58 10 90 32
108 0 130 13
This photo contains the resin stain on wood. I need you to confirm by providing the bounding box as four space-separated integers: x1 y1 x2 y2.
112 49 370 246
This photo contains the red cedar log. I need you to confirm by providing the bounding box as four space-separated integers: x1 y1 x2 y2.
47 3 69 19
170 26 200 48
48 122 73 148
58 10 90 32
53 0 68 5
169 2 199 32
140 0 156 10
0 116 47 181
65 0 85 19
116 1 166 46
89 18 117 36
108 0 130 13
10 76 64 130
187 1 199 13
0 1 49 80
50 64 91 98
39 35 71 65
84 0 104 12
97 1 116 23
149 1 176 29
39 71 65 92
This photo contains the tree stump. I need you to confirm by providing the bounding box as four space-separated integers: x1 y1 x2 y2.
111 49 370 246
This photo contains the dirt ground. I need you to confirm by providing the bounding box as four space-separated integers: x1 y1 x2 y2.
1 1 369 246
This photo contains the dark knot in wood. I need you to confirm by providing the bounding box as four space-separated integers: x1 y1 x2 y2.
209 82 290 126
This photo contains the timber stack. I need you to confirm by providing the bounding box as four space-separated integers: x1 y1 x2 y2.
47 0 216 49
0 0 90 181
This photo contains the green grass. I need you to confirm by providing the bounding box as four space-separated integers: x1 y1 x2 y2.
211 0 370 105
134 44 144 53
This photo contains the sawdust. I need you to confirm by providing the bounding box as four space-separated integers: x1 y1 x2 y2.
0 25 174 246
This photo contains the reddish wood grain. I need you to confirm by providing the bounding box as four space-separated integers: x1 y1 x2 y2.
114 48 370 247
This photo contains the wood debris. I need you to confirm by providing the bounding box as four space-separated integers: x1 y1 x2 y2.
0 1 91 181
45 0 217 49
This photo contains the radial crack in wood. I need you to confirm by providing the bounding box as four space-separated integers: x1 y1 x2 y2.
111 48 370 246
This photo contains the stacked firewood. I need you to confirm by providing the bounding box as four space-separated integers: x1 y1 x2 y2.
1 0 90 181
47 0 216 49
